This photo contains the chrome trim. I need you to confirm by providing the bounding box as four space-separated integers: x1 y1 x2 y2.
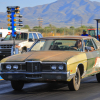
0 71 68 75
1 61 66 65
67 73 76 80
26 61 40 63
26 77 42 80
1 62 26 64
26 61 66 64
83 61 87 63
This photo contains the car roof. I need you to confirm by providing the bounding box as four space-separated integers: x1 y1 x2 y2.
40 36 93 40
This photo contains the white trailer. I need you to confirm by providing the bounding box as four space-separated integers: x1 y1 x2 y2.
0 29 28 38
0 29 11 38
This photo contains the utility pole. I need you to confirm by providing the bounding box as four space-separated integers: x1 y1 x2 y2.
81 19 82 27
37 18 43 28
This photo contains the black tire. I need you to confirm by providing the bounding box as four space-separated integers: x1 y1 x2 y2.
96 73 100 83
11 81 24 91
22 49 27 53
68 68 81 91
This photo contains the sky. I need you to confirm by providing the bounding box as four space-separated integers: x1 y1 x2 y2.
0 0 100 12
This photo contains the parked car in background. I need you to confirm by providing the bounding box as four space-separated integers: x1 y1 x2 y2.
0 31 42 57
1 36 100 91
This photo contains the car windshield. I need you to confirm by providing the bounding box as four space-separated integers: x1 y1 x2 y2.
4 33 28 41
29 39 82 51
4 34 13 40
15 33 28 40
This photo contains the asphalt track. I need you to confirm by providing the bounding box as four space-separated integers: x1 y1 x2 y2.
0 75 100 100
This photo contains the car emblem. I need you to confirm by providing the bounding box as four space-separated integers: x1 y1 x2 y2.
35 66 38 70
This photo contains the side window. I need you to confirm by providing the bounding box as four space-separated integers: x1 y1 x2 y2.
33 33 38 40
29 33 33 41
38 33 43 38
84 39 95 51
92 39 98 50
84 39 94 47
29 33 33 39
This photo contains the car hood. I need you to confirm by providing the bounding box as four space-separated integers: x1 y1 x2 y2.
1 51 81 63
0 40 25 45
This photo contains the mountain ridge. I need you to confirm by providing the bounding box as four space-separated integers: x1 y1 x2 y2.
0 0 100 28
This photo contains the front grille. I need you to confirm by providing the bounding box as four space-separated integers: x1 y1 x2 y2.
0 45 13 49
26 62 41 72
42 64 51 71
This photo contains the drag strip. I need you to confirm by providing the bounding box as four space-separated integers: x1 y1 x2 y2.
0 76 100 100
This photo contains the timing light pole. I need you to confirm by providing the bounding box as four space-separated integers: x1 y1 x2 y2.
7 6 23 54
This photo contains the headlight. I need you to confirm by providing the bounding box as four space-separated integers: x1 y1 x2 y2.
51 65 57 70
6 65 11 70
58 65 64 70
13 65 18 70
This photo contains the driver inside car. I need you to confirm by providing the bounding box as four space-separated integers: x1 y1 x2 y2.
74 40 94 51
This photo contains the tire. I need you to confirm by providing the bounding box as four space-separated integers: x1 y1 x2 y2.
22 49 27 53
11 81 24 91
68 68 81 91
96 73 100 83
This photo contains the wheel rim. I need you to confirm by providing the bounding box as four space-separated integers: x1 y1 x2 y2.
75 72 79 85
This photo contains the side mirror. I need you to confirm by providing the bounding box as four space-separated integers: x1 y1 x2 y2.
28 38 33 42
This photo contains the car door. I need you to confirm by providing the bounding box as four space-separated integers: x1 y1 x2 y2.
84 39 99 76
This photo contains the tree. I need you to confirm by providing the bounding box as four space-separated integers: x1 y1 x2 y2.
70 26 74 29
81 25 87 28
23 25 30 29
87 26 94 29
56 28 64 33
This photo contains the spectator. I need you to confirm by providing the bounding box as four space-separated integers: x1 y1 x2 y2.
81 30 89 36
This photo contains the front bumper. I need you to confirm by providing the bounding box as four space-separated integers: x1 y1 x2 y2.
0 71 70 82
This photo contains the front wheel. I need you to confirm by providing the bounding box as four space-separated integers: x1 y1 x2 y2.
11 81 24 91
96 73 100 83
68 68 81 91
22 49 27 53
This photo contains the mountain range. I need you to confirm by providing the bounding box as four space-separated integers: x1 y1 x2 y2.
0 0 100 28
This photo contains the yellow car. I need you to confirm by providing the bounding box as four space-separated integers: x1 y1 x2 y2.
0 36 100 91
